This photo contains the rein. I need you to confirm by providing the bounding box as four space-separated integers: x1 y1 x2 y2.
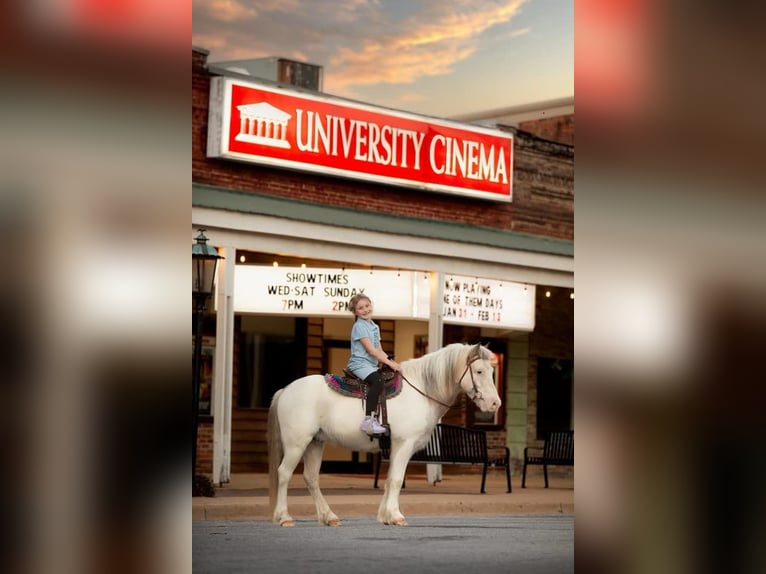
400 354 482 409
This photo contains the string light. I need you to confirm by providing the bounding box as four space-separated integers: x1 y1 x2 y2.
570 292 575 300
272 261 279 267
301 263 306 269
545 290 551 298
239 255 246 263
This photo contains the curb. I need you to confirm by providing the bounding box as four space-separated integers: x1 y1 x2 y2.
193 497 574 521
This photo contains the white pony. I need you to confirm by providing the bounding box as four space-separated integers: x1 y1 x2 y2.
268 342 501 527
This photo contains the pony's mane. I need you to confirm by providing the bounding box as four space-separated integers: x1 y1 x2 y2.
405 343 489 401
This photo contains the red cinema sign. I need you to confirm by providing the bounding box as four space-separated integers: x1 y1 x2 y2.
207 77 513 202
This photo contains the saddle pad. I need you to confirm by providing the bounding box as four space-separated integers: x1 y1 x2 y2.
324 373 403 399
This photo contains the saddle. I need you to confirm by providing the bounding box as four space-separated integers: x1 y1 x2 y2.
324 363 400 444
342 364 397 386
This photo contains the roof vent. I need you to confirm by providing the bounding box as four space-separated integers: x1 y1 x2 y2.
212 57 323 91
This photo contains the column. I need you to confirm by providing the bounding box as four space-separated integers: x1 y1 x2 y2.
212 244 236 486
506 335 529 467
426 271 444 484
427 271 444 352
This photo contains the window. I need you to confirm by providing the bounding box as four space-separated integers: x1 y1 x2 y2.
536 358 573 439
238 317 307 408
194 336 215 416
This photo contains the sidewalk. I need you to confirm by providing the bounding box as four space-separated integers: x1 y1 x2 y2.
192 469 574 521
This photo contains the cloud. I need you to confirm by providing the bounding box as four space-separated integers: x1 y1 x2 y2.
193 0 258 23
191 34 228 51
406 0 525 47
327 0 527 89
193 0 528 93
508 27 530 38
397 92 428 103
328 42 477 89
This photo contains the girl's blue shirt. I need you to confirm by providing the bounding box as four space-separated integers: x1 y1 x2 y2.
347 318 380 380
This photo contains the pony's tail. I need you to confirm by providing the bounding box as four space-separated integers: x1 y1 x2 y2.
268 389 284 517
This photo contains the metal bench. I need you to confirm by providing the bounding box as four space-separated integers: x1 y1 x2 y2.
522 430 574 488
374 423 511 493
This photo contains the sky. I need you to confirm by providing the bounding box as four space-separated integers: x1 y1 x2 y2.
192 0 573 118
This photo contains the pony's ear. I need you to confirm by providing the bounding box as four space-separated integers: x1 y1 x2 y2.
469 343 483 361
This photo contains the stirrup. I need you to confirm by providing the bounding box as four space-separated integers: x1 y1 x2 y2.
368 425 390 441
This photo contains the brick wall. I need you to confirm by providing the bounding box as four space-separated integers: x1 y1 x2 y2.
509 134 574 238
192 48 573 241
519 115 574 146
486 431 507 449
195 420 214 474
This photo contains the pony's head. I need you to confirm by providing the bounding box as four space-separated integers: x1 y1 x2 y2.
459 344 501 413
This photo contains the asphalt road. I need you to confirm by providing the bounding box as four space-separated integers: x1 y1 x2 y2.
193 514 573 574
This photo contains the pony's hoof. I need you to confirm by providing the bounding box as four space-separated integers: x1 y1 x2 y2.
382 517 408 526
280 520 295 528
326 518 342 527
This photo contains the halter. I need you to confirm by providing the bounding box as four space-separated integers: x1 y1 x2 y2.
463 355 484 403
402 352 484 409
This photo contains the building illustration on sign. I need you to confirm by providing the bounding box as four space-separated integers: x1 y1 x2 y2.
235 102 291 148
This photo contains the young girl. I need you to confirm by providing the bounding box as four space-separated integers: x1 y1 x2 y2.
347 294 400 435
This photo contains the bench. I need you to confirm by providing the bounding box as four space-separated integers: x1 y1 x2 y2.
374 423 511 493
522 430 574 488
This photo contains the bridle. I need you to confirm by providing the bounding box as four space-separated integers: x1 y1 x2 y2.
401 353 484 409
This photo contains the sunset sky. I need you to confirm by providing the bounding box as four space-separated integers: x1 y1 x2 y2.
192 0 573 118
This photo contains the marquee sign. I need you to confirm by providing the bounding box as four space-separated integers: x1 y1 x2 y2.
208 77 513 202
442 275 535 331
233 266 429 319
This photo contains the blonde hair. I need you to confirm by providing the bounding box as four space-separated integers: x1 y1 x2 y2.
349 293 371 317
